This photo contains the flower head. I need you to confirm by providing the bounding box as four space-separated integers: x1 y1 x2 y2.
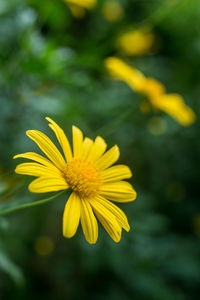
14 118 136 244
117 28 155 56
105 57 196 126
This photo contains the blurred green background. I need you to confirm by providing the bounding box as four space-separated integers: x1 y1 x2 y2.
0 0 200 299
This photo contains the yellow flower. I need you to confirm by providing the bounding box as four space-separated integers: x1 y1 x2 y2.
63 0 96 10
13 118 136 244
117 28 155 56
102 1 124 22
63 0 96 18
104 57 196 126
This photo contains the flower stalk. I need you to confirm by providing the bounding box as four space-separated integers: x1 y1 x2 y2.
0 191 65 216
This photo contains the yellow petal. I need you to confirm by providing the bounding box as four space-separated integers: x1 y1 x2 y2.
72 126 83 158
100 181 137 202
104 56 145 92
89 197 119 226
87 136 107 162
26 130 66 170
28 176 68 193
93 195 130 232
82 137 93 159
46 117 72 162
63 192 81 238
15 162 60 177
102 165 132 182
13 152 55 168
95 145 120 170
152 94 196 126
141 77 165 99
80 200 98 244
95 211 122 243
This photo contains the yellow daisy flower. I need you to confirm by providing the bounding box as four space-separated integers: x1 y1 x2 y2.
104 57 196 126
13 118 136 244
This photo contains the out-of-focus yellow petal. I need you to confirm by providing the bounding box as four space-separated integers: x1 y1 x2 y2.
95 211 122 242
104 57 145 92
141 77 166 99
46 117 72 162
72 126 83 158
152 94 196 126
87 136 107 162
102 165 132 182
28 176 69 193
26 130 66 171
63 192 81 238
80 199 98 244
95 145 120 170
15 162 60 177
100 181 137 202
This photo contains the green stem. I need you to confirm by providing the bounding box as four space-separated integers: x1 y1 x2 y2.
97 106 136 138
0 191 65 216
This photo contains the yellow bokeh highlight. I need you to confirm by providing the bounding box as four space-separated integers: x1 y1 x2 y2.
104 56 196 126
102 1 124 22
148 117 167 136
139 101 151 114
68 4 86 19
117 28 155 56
34 236 54 256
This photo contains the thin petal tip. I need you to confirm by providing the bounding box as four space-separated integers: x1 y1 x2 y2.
45 117 53 124
26 130 33 137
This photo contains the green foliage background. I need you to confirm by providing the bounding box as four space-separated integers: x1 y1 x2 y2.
0 0 200 299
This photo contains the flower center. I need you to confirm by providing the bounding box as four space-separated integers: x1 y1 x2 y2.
63 158 102 198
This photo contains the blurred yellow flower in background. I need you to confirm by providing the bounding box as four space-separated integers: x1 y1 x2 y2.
105 57 196 126
102 1 124 22
64 0 96 18
14 118 136 244
34 236 54 256
117 28 155 56
64 0 96 9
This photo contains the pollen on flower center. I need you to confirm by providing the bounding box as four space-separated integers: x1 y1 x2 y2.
63 158 102 198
